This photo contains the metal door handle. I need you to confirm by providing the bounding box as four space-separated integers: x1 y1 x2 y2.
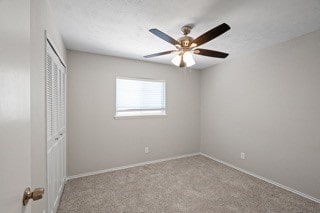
23 187 44 206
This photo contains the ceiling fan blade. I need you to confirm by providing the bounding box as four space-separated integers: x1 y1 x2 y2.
149 29 180 46
143 50 176 58
194 49 229 58
192 23 230 47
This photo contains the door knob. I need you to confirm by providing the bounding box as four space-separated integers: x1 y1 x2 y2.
22 187 44 206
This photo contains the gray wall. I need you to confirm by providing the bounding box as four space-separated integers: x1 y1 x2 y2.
31 0 66 212
67 50 201 176
201 29 320 200
66 29 319 200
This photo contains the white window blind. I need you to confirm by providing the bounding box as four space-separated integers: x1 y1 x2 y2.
116 77 166 117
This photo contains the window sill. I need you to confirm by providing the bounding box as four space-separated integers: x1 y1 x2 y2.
113 113 167 120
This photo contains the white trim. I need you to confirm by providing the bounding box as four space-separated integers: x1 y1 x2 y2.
116 76 166 83
52 177 67 213
66 152 320 204
45 30 66 67
67 152 200 180
114 109 166 118
200 152 320 204
114 113 167 119
45 33 67 213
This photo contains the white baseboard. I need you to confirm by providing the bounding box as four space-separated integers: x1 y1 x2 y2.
67 152 201 180
200 152 320 204
66 152 319 204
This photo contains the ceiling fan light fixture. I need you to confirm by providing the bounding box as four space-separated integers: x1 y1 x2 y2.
171 52 195 68
171 54 182 67
184 51 195 67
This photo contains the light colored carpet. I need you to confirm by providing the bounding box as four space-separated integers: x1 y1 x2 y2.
58 155 320 213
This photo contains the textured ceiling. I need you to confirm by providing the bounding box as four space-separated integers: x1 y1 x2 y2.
49 0 320 69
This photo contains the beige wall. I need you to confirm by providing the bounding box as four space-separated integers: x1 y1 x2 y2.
201 29 320 200
67 50 201 176
30 0 66 212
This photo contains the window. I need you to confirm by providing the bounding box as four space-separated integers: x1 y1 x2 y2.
115 77 166 118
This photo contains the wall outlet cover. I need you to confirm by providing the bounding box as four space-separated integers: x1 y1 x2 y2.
241 152 246 160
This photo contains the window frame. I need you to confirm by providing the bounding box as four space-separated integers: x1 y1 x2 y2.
114 76 167 119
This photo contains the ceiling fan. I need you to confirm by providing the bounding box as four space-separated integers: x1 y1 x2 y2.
143 23 231 68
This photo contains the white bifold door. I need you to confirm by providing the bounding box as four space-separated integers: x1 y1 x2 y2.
46 40 67 213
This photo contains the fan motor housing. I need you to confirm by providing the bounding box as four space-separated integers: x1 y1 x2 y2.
178 36 193 47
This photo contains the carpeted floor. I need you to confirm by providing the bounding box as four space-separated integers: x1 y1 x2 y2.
57 155 320 213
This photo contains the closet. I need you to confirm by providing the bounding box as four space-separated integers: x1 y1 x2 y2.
46 40 67 213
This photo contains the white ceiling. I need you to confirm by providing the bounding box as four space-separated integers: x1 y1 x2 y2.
49 0 320 69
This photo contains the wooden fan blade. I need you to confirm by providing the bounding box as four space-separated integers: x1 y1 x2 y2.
143 50 176 58
194 49 229 58
192 23 230 47
149 29 180 46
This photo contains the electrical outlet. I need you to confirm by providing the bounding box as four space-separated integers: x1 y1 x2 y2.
145 147 149 154
241 152 246 160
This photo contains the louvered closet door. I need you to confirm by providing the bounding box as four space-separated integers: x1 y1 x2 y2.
46 41 67 213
